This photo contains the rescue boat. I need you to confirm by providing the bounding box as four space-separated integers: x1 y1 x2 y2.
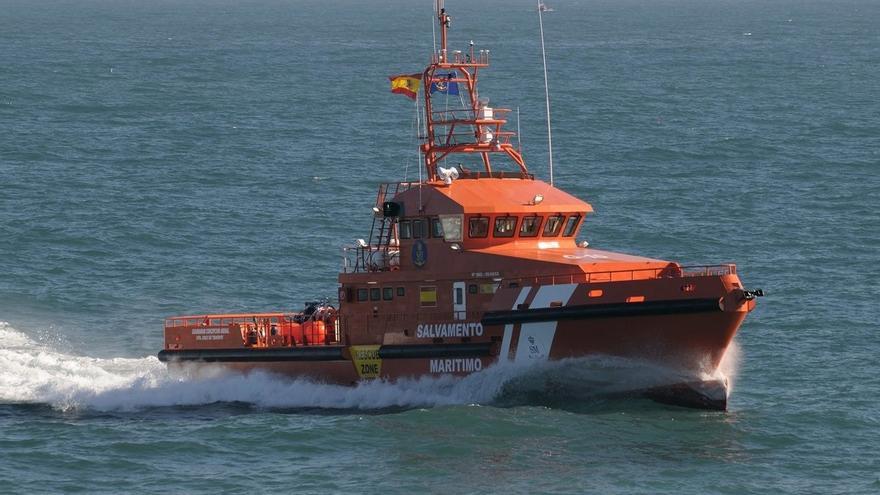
158 1 762 410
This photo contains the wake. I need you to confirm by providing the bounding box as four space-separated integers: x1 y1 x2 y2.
0 321 517 412
0 321 738 412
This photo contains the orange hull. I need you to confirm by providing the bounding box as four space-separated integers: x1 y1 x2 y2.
160 271 756 409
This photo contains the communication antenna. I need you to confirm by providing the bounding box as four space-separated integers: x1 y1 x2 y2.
432 8 437 56
516 106 522 152
538 0 554 186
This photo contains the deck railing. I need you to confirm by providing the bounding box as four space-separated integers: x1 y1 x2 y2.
502 264 736 288
164 312 297 330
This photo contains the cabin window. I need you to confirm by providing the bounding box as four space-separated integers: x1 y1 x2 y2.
543 215 564 236
455 287 464 305
431 218 444 238
383 287 394 300
397 287 405 297
357 288 368 302
469 217 489 238
412 219 426 239
399 220 412 239
494 216 517 237
420 286 438 307
480 283 498 294
520 216 542 237
468 284 478 294
370 288 381 301
563 214 582 237
439 214 463 242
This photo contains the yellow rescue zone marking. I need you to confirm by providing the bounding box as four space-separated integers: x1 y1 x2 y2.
349 345 382 379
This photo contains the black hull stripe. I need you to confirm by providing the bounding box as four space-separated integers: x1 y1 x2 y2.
481 298 720 326
379 343 492 359
158 343 493 363
159 346 345 363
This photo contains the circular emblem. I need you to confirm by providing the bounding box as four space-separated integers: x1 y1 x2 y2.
435 80 447 92
412 239 428 267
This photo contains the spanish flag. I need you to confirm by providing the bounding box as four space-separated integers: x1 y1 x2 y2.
389 73 422 100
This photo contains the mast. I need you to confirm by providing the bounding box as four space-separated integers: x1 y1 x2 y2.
419 0 529 183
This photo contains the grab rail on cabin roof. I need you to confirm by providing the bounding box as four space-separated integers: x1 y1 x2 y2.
375 181 420 208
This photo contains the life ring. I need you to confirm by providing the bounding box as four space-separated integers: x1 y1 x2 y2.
390 265 400 271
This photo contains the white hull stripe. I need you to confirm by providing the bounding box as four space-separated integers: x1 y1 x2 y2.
513 286 532 309
529 283 578 309
498 285 568 363
499 324 514 362
514 321 557 362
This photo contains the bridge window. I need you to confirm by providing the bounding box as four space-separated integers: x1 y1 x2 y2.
469 216 489 238
383 287 393 300
370 288 381 301
399 220 412 239
439 214 463 242
543 215 564 236
520 215 542 237
397 287 405 297
431 218 443 238
412 219 426 239
494 216 517 237
563 214 582 237
357 288 368 301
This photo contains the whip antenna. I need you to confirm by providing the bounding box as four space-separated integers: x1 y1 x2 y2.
538 0 554 185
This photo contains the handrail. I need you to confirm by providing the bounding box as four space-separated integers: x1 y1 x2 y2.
503 264 736 287
431 107 512 116
341 244 399 273
165 311 339 347
338 263 735 283
165 312 298 328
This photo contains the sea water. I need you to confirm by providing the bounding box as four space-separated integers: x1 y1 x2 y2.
1 0 878 492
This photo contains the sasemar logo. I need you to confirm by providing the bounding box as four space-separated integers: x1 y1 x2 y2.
412 239 428 267
528 335 540 357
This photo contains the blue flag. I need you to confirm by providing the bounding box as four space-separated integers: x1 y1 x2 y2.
430 72 459 95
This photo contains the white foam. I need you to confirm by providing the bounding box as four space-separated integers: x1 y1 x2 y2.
0 321 525 412
715 340 741 393
0 321 736 412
